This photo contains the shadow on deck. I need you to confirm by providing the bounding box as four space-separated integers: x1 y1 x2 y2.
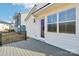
4 38 79 56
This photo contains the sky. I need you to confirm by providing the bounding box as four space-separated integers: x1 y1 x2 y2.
0 3 34 23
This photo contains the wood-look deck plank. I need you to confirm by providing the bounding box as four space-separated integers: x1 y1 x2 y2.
0 46 46 56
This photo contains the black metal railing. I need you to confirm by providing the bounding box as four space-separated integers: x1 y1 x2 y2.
0 34 2 46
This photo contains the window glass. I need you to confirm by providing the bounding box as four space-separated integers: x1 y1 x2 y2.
47 15 52 23
59 22 75 34
59 8 76 21
47 14 57 23
48 24 57 32
59 23 65 33
59 11 66 21
66 8 76 20
47 8 76 34
59 8 76 34
66 22 75 34
51 14 57 23
47 13 57 32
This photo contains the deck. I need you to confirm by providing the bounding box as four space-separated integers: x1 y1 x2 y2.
0 46 45 56
1 38 78 56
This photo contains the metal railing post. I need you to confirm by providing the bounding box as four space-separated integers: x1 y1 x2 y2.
25 31 27 40
0 34 2 46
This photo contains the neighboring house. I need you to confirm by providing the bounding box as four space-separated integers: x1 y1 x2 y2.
13 13 21 32
0 21 11 32
25 3 79 55
9 22 14 31
21 13 28 25
20 13 28 32
13 12 27 32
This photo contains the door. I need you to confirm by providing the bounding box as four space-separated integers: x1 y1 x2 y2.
41 19 45 38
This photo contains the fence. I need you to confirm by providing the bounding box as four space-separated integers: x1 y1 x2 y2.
0 32 27 44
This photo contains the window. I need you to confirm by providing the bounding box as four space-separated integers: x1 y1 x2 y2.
59 22 75 34
48 14 57 23
48 15 52 23
66 8 76 20
59 8 76 22
59 23 65 33
59 8 76 34
47 8 76 34
48 24 57 32
47 14 57 32
59 11 66 21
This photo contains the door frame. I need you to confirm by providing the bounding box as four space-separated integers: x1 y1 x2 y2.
40 17 45 38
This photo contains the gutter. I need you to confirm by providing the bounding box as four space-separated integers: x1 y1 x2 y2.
25 5 37 21
25 3 54 21
32 3 51 14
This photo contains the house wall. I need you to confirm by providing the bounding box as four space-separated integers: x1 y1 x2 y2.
0 23 10 32
26 15 46 41
26 3 79 55
45 4 79 55
26 15 38 38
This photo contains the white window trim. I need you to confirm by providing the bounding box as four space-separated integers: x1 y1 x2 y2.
58 8 76 35
59 20 76 23
57 12 59 34
47 8 76 35
47 13 57 32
